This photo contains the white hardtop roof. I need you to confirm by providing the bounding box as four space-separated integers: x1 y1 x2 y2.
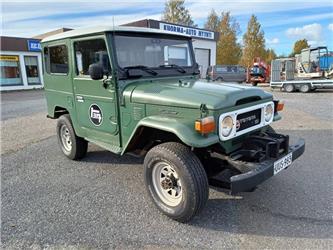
42 26 191 43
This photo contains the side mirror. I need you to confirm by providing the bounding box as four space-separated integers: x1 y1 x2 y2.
88 63 103 80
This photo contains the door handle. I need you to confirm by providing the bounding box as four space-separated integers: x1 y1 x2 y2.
76 96 84 102
103 78 114 89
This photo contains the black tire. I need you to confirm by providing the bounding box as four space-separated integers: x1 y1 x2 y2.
216 77 223 82
284 84 295 93
144 142 209 222
252 82 258 86
56 114 88 160
300 84 310 93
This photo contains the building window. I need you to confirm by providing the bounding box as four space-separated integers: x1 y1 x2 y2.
0 55 23 86
74 39 111 76
49 45 68 74
24 56 41 85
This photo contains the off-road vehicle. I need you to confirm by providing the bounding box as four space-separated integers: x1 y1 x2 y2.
42 26 305 222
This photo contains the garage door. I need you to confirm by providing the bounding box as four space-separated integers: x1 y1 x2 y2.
195 48 210 78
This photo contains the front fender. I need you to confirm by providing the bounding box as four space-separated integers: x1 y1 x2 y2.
121 115 219 154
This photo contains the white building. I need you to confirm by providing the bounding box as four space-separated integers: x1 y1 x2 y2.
0 36 44 91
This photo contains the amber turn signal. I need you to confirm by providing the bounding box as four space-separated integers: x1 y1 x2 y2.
277 101 284 111
195 116 215 134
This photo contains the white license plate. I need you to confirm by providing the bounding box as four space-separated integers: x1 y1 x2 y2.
273 152 293 175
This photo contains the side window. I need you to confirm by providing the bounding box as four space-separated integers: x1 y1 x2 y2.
49 45 68 74
74 39 111 76
216 66 227 73
238 67 245 73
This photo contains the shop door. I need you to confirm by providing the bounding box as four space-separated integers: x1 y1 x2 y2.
195 48 210 78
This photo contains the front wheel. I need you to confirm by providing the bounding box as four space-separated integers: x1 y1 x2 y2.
56 114 88 160
144 142 209 222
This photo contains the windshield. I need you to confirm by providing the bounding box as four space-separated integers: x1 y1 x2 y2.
114 34 194 68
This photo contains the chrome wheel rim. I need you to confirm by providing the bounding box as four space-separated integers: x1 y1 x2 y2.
301 85 309 92
152 161 182 207
60 124 72 151
285 85 293 92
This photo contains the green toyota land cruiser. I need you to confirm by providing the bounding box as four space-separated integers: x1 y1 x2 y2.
42 26 305 222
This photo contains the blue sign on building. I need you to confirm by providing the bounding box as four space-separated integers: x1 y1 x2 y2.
27 40 41 52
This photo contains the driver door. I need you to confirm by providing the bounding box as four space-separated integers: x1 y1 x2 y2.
71 36 120 148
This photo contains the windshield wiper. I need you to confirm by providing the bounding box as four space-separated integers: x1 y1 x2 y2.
123 65 158 76
158 64 186 73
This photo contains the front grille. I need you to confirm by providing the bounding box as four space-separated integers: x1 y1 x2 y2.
236 109 261 132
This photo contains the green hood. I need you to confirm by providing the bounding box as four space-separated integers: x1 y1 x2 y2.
129 79 272 110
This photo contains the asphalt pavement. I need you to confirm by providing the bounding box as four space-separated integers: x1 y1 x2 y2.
1 87 333 249
1 90 46 121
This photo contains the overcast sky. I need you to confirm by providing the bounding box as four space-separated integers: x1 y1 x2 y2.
1 0 332 55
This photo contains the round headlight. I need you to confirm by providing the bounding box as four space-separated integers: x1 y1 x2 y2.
264 104 273 122
221 116 233 137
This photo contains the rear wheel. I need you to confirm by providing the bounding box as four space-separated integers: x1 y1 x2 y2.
144 142 209 222
216 77 223 82
56 114 88 160
251 82 258 86
284 84 295 93
300 84 311 93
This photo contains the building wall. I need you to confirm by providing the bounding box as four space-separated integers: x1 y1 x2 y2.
192 39 216 66
0 50 44 91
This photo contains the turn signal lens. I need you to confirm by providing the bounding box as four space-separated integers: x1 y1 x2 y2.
195 116 215 134
277 101 284 111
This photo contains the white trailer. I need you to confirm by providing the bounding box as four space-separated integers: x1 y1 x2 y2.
270 79 333 93
270 59 333 93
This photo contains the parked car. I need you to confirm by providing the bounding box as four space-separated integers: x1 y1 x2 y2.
42 26 305 222
206 65 247 83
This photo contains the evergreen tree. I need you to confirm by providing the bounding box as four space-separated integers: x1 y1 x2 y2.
162 0 196 27
241 15 266 67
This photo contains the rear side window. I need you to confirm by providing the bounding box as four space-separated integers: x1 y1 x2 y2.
74 39 111 76
43 47 49 73
49 45 68 74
